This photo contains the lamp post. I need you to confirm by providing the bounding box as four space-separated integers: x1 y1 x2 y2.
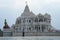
22 18 25 37
22 27 24 37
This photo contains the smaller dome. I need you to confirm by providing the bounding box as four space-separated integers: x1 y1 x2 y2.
44 13 51 19
3 25 10 29
37 13 44 18
37 13 42 16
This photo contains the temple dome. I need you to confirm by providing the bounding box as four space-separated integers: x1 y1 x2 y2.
21 5 35 17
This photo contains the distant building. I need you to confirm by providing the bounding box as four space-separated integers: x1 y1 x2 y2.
3 4 60 36
3 19 12 36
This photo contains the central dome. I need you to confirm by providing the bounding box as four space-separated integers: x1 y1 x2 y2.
21 5 35 17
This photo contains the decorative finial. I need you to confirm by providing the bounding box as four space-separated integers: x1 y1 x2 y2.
5 19 6 22
25 1 27 5
4 19 7 25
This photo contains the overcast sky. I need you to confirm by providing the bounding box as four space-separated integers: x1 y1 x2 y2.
0 0 60 30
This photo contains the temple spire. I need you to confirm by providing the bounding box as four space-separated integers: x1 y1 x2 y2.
23 1 30 12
